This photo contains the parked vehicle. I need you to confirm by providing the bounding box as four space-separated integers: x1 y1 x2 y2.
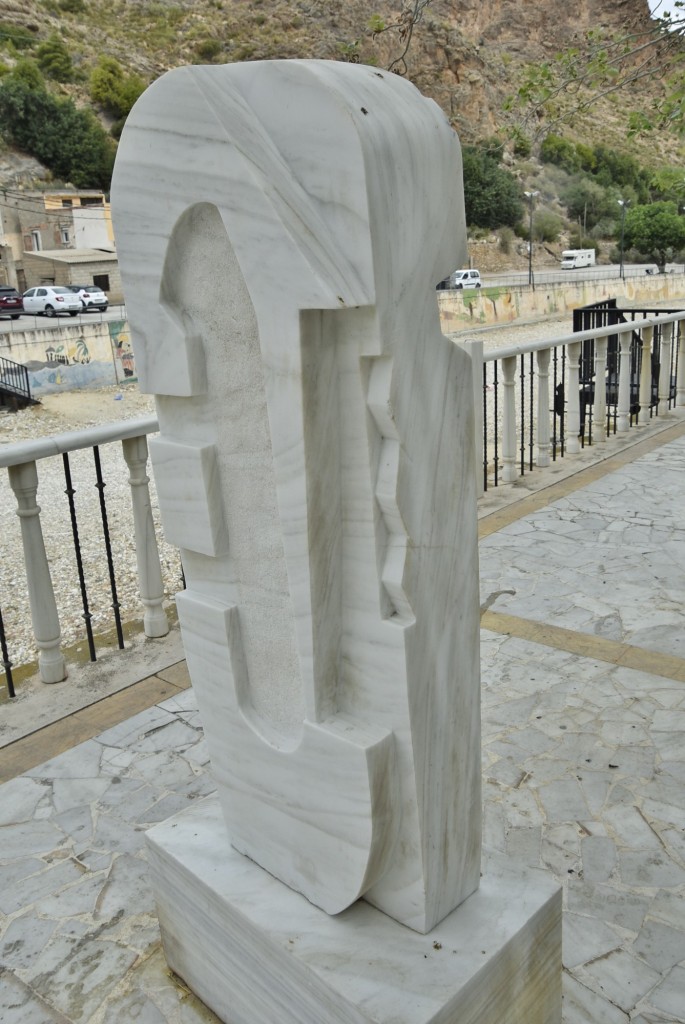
22 286 82 317
560 249 595 270
0 286 23 319
437 269 482 290
66 284 109 312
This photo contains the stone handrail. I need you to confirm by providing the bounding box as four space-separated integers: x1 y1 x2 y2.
458 311 685 493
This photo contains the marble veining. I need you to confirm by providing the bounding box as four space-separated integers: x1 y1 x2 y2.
112 59 481 933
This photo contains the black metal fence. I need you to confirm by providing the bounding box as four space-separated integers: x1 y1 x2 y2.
481 303 682 491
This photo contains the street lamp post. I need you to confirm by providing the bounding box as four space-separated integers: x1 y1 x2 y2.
617 199 630 281
524 190 539 287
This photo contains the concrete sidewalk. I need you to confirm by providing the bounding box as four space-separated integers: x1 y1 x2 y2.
1 423 684 1023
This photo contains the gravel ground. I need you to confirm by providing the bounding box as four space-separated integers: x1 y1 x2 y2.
0 315 572 672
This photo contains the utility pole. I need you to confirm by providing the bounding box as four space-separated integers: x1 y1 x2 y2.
617 199 630 281
524 190 539 287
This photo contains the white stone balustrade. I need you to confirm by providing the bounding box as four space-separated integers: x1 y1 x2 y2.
658 321 673 416
0 417 166 683
122 434 169 639
593 335 609 439
535 346 551 467
501 355 518 483
638 326 653 426
565 339 582 453
477 310 685 491
7 460 66 684
678 323 685 407
616 331 633 433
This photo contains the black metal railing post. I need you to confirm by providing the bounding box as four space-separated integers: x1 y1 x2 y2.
93 446 125 650
63 452 96 661
0 603 15 698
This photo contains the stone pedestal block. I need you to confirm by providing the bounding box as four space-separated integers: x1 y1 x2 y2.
147 796 561 1024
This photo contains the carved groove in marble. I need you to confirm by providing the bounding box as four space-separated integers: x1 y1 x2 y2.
112 59 480 934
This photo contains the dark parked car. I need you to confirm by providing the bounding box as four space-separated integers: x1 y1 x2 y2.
66 284 108 312
0 285 23 319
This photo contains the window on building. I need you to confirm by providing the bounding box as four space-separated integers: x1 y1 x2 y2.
60 227 70 245
61 199 73 208
93 274 110 291
31 231 42 252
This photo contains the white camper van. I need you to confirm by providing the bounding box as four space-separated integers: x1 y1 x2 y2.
561 249 595 270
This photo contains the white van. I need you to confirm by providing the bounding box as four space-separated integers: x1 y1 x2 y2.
437 269 482 290
560 249 595 270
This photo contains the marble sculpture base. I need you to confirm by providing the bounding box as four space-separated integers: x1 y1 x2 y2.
146 796 561 1024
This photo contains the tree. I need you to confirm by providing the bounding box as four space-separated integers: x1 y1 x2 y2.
341 1 434 74
506 10 685 141
560 176 616 231
36 34 75 83
89 56 145 121
462 146 523 229
623 201 685 272
0 75 115 189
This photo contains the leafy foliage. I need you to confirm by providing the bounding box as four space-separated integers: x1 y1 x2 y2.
36 34 76 83
10 58 45 91
462 145 523 229
540 135 580 173
0 22 36 51
623 201 685 271
0 74 116 189
507 15 685 140
89 56 146 122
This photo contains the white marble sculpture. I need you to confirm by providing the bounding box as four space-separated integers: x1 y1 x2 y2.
112 59 560 1024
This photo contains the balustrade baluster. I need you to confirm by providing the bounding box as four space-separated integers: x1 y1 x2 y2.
122 435 169 638
593 337 608 440
565 341 582 454
616 332 633 432
536 347 551 467
638 326 653 425
658 322 673 415
501 356 518 483
676 321 685 408
7 461 66 684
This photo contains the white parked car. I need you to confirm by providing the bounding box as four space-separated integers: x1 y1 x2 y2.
22 286 82 317
436 269 482 290
67 284 109 312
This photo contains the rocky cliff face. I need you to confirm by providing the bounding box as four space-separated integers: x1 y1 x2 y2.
0 0 669 151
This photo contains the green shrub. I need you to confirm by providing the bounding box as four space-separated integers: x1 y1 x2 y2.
462 146 523 229
89 56 145 119
0 75 115 188
195 38 222 61
7 58 44 91
59 0 85 11
533 210 563 243
512 134 531 158
498 226 515 254
36 34 75 82
539 134 579 173
0 22 36 51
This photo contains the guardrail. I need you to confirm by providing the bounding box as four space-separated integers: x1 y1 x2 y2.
447 266 685 291
0 303 127 332
0 416 168 697
457 311 685 493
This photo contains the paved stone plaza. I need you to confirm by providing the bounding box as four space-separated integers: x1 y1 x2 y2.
1 425 684 1023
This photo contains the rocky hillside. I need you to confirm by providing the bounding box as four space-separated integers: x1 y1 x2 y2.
0 0 680 179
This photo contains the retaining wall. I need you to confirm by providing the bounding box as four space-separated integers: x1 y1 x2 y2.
0 319 136 396
438 272 685 332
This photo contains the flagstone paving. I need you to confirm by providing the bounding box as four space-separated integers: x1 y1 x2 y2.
1 434 684 1023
